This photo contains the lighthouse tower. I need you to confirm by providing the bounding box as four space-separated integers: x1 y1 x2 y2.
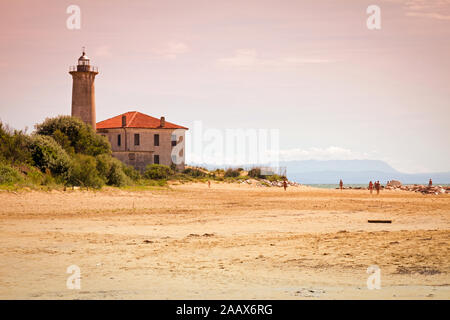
69 49 99 130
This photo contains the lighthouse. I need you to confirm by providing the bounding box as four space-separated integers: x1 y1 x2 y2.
69 49 98 130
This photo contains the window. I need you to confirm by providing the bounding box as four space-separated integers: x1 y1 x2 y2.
171 134 177 147
134 133 140 146
154 154 159 164
154 134 160 146
117 134 121 146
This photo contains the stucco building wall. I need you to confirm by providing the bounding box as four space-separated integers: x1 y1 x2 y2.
98 127 186 172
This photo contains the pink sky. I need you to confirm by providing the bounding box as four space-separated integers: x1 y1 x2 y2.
0 0 449 173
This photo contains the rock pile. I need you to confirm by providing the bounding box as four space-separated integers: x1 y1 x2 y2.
385 184 449 194
387 180 402 188
240 179 300 187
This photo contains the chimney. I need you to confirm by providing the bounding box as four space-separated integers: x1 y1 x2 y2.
122 115 127 127
160 116 165 127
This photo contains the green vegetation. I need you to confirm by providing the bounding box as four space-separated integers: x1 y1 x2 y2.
144 164 173 180
266 174 286 181
28 134 72 180
0 116 142 190
248 167 262 178
224 168 240 178
0 162 23 185
0 117 287 190
35 116 110 156
0 122 32 164
182 167 207 178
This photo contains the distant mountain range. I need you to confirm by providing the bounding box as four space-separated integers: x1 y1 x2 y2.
189 160 450 184
282 160 450 184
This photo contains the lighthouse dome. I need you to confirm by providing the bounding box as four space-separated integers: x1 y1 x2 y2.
78 52 90 61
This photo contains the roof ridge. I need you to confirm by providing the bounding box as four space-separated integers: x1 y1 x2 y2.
96 111 188 130
128 111 138 127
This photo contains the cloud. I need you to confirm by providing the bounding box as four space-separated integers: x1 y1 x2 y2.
401 0 450 20
218 49 332 68
273 146 372 161
153 41 189 59
405 11 450 20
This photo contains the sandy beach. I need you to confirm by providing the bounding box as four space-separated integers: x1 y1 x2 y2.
0 182 449 299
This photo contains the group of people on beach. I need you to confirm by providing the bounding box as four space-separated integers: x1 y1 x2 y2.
339 179 381 194
368 181 381 195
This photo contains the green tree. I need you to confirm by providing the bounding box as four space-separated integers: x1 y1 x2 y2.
35 116 110 156
28 135 72 179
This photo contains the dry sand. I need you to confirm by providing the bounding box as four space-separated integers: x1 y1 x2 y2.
0 182 449 299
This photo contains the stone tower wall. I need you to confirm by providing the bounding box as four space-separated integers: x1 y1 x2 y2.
70 71 97 130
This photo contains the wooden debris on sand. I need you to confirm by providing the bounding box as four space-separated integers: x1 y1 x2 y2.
368 219 392 223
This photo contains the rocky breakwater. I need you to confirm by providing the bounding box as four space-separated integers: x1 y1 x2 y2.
385 180 449 194
240 179 301 187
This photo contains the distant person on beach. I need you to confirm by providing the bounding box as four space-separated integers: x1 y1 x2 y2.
208 180 211 188
283 180 287 191
429 178 433 187
339 179 343 190
369 181 373 194
375 181 380 195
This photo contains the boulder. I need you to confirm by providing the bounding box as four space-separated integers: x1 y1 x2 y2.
387 180 402 188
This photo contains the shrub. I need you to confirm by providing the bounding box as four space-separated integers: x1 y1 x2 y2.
95 154 131 187
52 129 75 155
28 135 72 179
24 165 44 185
0 163 23 185
95 154 113 181
68 154 104 188
144 164 173 180
0 122 32 165
248 167 262 178
182 167 206 178
224 168 240 178
108 158 130 187
35 116 110 156
266 174 286 182
122 164 141 181
41 169 59 187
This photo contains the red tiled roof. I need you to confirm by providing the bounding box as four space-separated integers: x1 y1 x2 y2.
96 111 188 130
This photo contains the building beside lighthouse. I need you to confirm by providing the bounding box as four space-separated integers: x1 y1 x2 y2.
97 112 187 171
69 50 188 171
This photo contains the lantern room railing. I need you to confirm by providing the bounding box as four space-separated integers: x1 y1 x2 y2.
69 65 98 72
